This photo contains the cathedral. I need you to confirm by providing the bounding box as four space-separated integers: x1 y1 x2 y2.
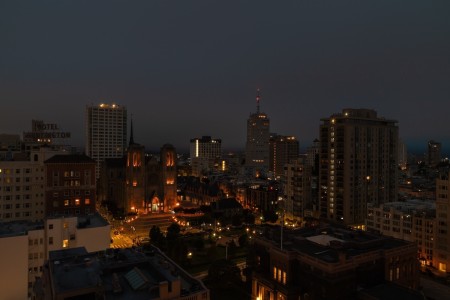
97 122 177 215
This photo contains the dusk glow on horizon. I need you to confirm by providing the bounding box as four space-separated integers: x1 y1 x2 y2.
1 1 449 153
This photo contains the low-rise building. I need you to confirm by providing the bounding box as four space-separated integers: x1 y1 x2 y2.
37 246 209 300
250 224 419 300
366 200 436 267
0 213 110 300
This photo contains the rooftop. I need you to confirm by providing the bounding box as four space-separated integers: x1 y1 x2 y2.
47 213 109 229
257 224 414 264
45 154 95 164
0 214 109 238
46 246 208 299
0 220 44 238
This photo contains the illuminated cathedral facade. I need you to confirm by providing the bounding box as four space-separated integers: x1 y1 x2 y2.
98 123 177 214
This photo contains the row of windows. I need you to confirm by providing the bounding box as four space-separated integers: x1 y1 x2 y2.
54 190 91 197
0 211 33 218
0 194 32 200
273 266 287 285
29 252 44 260
0 177 32 183
3 203 31 208
52 198 90 207
29 238 44 246
0 186 32 192
0 168 32 174
50 208 91 215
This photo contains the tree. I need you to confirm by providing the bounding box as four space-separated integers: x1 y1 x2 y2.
166 223 181 241
263 210 278 223
207 259 241 284
238 233 248 248
166 223 181 257
243 213 255 225
149 225 163 246
193 237 205 251
227 239 237 259
231 214 242 227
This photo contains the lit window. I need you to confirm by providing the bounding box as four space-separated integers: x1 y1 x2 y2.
64 200 69 206
75 199 80 206
62 239 69 248
85 198 90 205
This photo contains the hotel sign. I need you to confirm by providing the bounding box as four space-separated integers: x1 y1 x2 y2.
23 120 71 142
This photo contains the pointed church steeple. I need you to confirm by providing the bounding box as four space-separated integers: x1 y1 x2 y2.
129 115 135 146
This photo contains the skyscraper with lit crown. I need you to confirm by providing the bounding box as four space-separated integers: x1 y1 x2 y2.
245 90 270 176
85 103 127 179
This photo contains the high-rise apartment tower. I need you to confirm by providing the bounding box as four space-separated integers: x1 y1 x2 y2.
319 109 398 225
85 103 127 179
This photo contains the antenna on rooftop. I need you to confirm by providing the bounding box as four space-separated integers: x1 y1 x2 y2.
256 88 261 114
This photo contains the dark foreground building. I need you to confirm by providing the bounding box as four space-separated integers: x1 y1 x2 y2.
250 224 420 300
36 246 209 300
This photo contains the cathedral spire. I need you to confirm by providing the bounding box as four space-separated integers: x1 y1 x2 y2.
256 88 261 114
129 114 135 146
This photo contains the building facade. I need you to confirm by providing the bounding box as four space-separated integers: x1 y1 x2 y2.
427 140 442 167
435 172 450 272
366 200 435 267
0 147 68 222
37 245 209 300
319 109 399 225
44 155 96 217
189 136 222 177
250 225 419 300
85 103 127 178
283 160 312 222
99 143 178 214
269 134 299 178
245 90 270 176
0 214 110 300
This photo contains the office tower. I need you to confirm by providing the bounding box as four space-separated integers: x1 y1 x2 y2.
283 159 312 221
319 109 398 225
269 134 299 178
85 103 127 179
245 89 270 176
435 172 450 272
189 136 222 176
427 140 441 167
44 154 96 217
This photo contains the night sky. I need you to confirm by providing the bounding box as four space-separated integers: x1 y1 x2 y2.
1 1 450 154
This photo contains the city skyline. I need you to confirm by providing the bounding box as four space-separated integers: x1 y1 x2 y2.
1 1 450 153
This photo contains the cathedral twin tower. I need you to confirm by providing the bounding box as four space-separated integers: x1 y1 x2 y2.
87 103 177 215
